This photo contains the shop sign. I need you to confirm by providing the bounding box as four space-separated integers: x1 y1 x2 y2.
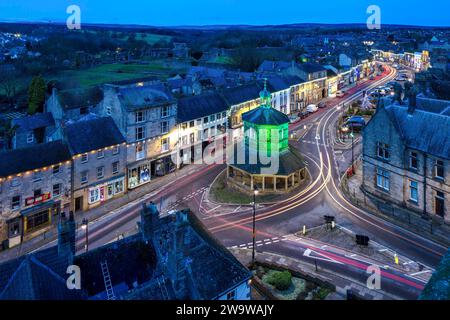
25 193 51 207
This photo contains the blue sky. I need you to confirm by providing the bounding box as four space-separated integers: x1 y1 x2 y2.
0 0 448 26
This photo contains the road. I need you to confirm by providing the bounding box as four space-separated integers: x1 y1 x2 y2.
34 64 448 300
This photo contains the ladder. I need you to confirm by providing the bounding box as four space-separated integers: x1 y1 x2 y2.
157 276 169 300
100 260 116 300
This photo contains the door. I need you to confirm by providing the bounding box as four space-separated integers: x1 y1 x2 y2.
75 196 83 212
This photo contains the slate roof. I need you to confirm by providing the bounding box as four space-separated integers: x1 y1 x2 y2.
242 105 290 126
118 83 176 111
177 92 228 123
220 82 263 106
420 249 450 300
297 62 327 74
64 116 125 155
229 145 306 176
257 60 292 73
0 140 71 178
12 112 55 132
385 105 450 160
58 87 104 110
266 75 304 92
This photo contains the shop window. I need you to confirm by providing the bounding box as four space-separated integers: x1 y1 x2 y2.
27 210 49 231
89 188 101 204
8 218 20 237
81 153 88 163
53 165 60 175
108 179 124 197
112 161 120 175
53 183 61 197
434 160 444 180
161 121 169 134
128 165 150 189
11 196 20 210
97 166 105 180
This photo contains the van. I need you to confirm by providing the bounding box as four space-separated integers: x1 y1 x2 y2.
306 104 318 113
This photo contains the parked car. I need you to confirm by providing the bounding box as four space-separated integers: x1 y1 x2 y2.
318 102 327 108
369 75 376 80
298 111 309 119
306 104 318 113
336 90 345 97
289 114 300 123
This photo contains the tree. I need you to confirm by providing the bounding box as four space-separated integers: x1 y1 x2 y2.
0 71 20 103
27 75 46 115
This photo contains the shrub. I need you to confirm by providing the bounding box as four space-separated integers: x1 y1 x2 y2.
266 270 292 291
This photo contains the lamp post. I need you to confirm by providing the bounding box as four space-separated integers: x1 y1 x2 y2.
350 126 355 173
252 186 259 267
81 218 89 252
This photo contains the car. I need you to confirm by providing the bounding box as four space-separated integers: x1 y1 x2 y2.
298 111 309 119
395 76 407 81
318 102 327 108
369 75 376 80
306 104 318 113
289 114 300 123
336 90 345 97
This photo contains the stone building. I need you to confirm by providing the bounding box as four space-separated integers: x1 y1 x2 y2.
362 102 450 224
227 84 307 194
64 116 127 213
0 204 252 300
11 112 59 149
100 83 178 191
0 141 72 249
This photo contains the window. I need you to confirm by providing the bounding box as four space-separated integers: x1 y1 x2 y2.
377 142 390 160
161 121 169 134
53 165 60 175
210 126 215 137
112 161 120 175
203 117 209 124
161 138 169 152
27 210 50 230
97 166 104 180
80 171 88 184
435 160 444 179
136 144 145 161
222 112 226 118
435 191 445 217
112 146 120 155
181 122 188 130
226 290 236 300
189 121 195 128
135 111 145 123
210 114 216 122
190 132 195 144
376 168 390 191
81 153 88 163
409 152 418 170
409 180 418 203
11 196 20 210
10 178 20 188
97 150 104 159
34 189 41 197
135 126 146 141
89 188 101 204
106 106 112 115
32 171 42 182
26 132 34 144
53 183 61 197
181 135 188 146
203 128 209 138
161 106 170 118
216 113 222 120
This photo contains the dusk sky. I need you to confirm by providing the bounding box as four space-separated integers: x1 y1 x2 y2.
0 0 449 26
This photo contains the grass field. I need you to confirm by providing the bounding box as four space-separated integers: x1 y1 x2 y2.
45 61 186 88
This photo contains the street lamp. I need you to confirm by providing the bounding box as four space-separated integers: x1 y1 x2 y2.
341 126 349 142
252 186 259 267
81 218 89 252
350 126 355 173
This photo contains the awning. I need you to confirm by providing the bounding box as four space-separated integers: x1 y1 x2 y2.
20 200 55 217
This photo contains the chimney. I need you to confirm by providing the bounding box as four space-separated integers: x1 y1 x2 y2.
140 201 159 240
57 211 76 261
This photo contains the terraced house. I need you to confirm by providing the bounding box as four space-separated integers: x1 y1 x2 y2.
362 102 450 224
100 83 177 190
0 141 72 249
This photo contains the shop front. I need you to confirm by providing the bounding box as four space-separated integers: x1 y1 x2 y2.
89 176 125 205
154 154 176 177
128 161 151 189
20 198 60 241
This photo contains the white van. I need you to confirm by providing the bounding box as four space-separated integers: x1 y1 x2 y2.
306 104 318 113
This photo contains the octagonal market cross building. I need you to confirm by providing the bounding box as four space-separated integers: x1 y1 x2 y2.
227 82 307 193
